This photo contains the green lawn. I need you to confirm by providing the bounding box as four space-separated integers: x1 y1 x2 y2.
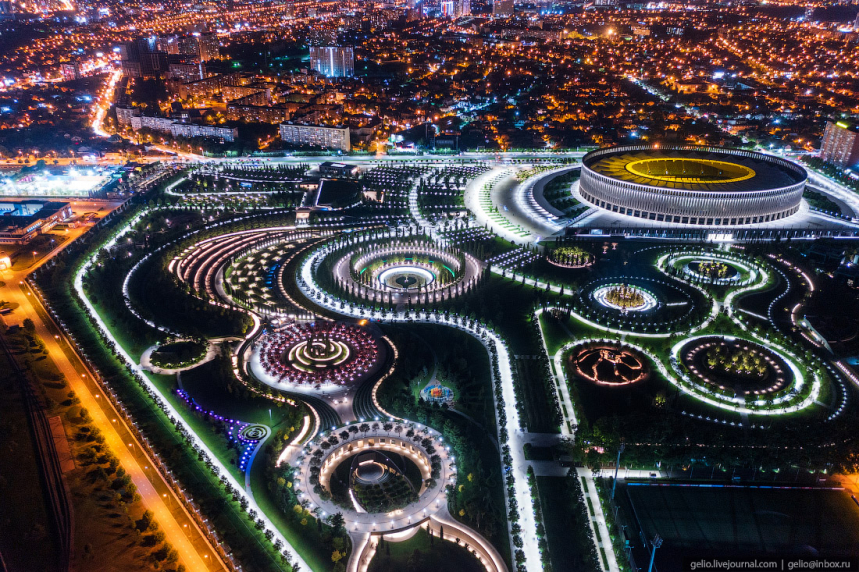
248 445 335 572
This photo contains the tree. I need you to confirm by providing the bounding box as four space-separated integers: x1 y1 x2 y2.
23 318 35 333
327 512 345 534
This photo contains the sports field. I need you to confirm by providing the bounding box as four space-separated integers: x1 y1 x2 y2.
623 484 859 569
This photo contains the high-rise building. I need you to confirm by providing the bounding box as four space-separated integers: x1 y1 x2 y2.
493 0 513 17
279 123 351 151
406 0 422 20
821 121 859 168
120 39 168 78
442 0 469 17
196 33 220 62
309 46 355 78
156 33 218 62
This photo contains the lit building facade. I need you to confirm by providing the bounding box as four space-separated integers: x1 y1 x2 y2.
279 123 351 151
821 121 859 168
309 46 355 78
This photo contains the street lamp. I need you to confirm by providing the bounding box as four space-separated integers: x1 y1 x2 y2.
647 534 663 572
611 442 625 501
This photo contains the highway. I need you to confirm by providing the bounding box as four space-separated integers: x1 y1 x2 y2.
0 220 226 572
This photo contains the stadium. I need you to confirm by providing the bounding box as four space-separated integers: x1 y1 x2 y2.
578 145 808 226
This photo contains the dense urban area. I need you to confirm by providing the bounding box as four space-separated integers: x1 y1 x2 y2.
1 1 859 572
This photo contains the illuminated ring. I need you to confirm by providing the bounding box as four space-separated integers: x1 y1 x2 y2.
680 337 791 396
670 335 818 414
626 158 756 184
240 424 268 441
591 284 658 312
295 423 455 531
377 266 436 290
668 253 755 286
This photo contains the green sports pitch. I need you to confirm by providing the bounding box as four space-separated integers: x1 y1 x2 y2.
621 483 859 569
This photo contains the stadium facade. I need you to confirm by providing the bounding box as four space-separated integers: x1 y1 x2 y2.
579 145 807 226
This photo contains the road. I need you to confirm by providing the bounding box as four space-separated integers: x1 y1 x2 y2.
0 214 225 572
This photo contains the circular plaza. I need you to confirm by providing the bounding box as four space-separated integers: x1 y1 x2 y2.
251 321 384 391
295 422 455 533
591 283 659 313
331 241 483 305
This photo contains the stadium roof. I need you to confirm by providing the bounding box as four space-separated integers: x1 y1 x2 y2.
585 148 805 193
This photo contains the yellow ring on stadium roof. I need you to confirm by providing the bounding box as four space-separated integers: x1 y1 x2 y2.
625 158 756 184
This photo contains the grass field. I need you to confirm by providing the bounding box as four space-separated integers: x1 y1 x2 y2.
368 527 484 572
536 475 601 572
623 484 859 569
0 345 59 572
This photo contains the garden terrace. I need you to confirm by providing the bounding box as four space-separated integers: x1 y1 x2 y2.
486 248 541 273
171 228 318 300
437 227 519 262
417 165 491 221
225 241 312 316
361 165 432 212
540 169 585 217
187 162 309 187
253 321 384 390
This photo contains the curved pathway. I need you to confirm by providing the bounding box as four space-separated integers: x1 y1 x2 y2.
139 341 219 374
299 246 541 572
